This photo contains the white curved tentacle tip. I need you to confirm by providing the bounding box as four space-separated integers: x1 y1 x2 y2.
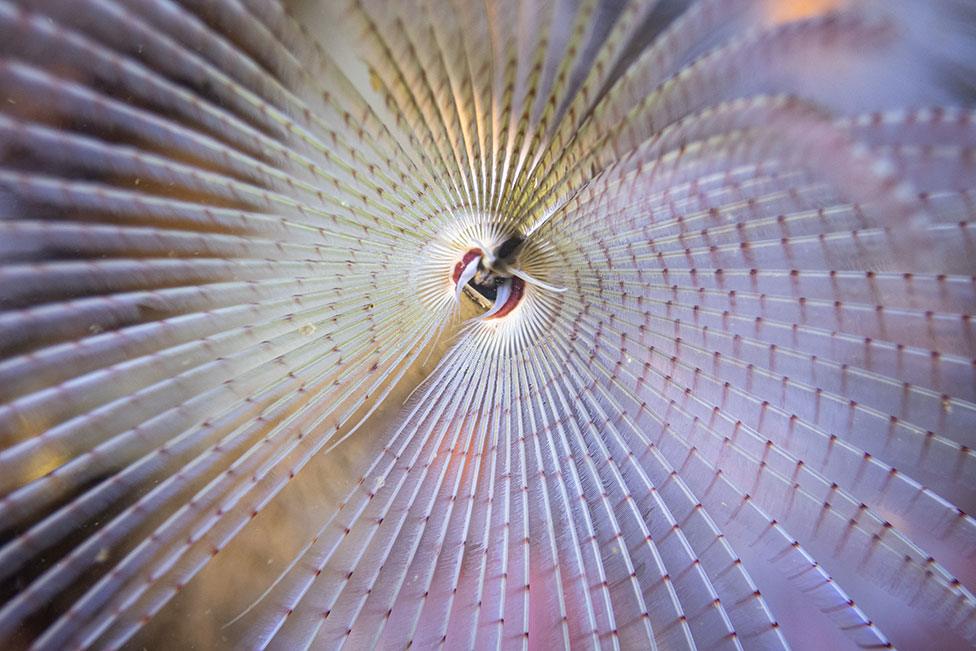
509 267 567 293
455 256 481 304
478 280 512 320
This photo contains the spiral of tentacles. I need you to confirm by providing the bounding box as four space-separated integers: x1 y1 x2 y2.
0 0 975 649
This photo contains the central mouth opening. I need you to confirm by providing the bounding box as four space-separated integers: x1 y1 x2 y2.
451 235 527 319
449 232 565 320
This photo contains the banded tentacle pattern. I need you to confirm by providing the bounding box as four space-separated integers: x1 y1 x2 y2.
0 0 975 649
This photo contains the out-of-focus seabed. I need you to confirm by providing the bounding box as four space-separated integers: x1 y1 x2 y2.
0 0 976 649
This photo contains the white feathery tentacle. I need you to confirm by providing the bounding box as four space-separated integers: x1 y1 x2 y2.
454 256 480 304
0 0 974 649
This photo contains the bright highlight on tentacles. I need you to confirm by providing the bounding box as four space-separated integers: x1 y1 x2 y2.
0 0 974 649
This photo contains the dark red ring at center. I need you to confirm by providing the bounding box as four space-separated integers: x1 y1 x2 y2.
489 276 525 319
451 248 483 283
452 248 526 318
